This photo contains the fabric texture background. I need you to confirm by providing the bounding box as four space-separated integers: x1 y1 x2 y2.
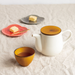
0 4 75 75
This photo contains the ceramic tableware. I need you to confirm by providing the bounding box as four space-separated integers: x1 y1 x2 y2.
2 24 28 37
33 26 72 56
14 47 35 66
20 15 44 25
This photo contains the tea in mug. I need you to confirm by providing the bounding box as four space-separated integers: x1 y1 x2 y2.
18 52 32 57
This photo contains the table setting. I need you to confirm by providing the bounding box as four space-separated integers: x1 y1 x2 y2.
0 4 75 75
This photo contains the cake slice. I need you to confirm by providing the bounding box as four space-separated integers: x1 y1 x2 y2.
29 16 37 22
9 26 19 33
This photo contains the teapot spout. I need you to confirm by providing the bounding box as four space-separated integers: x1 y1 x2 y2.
33 34 42 52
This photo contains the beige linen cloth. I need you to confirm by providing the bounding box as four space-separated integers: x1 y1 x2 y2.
0 4 75 75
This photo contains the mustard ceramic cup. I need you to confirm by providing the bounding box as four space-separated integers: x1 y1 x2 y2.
14 47 35 67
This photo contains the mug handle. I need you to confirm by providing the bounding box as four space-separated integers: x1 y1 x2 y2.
62 30 72 45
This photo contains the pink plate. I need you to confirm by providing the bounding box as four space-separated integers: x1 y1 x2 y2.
2 24 28 37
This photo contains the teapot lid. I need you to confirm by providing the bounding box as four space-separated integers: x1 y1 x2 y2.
41 26 61 35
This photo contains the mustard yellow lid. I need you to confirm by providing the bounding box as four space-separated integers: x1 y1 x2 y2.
41 26 61 35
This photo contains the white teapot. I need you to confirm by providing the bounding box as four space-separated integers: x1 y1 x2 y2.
33 26 72 56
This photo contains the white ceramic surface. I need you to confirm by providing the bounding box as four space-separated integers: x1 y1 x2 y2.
33 29 72 56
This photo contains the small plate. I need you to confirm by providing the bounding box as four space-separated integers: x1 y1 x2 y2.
2 24 28 37
20 15 44 25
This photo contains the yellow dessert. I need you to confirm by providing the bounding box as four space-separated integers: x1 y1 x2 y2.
9 26 19 33
29 16 37 22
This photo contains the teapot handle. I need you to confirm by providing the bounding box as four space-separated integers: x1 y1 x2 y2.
62 30 72 45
